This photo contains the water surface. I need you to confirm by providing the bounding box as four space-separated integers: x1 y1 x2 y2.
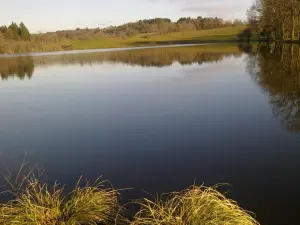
0 44 299 225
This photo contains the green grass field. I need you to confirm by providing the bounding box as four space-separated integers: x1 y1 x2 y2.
71 25 247 50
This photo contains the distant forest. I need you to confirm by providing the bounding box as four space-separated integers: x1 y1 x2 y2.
51 17 244 40
0 17 244 42
0 16 246 53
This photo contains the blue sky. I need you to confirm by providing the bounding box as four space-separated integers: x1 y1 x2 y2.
1 0 252 32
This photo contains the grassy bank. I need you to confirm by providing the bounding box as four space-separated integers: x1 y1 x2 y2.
0 26 246 54
0 170 259 225
71 26 247 50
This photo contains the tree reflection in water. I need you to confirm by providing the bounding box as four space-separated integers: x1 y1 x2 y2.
246 43 300 132
0 57 34 80
0 45 243 80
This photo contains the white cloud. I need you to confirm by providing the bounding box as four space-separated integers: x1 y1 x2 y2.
148 0 251 19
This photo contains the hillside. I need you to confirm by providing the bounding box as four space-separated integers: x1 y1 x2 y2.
0 23 247 54
71 26 247 50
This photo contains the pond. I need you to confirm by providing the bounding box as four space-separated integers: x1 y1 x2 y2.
0 44 299 225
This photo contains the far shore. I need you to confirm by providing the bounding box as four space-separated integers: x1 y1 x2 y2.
1 26 249 55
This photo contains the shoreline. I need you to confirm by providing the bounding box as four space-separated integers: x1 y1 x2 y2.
0 43 210 58
0 40 250 57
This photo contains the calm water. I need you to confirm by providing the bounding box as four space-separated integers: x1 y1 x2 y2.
0 44 299 225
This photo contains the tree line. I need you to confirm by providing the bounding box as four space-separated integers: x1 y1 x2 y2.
50 17 244 40
0 17 245 53
0 17 245 42
247 0 300 40
0 22 31 41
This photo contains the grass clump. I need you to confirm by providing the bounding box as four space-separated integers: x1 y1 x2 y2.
0 177 120 225
62 178 120 225
0 178 63 225
131 185 259 225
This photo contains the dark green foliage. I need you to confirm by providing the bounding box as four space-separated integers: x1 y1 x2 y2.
0 22 31 41
8 22 19 34
18 22 31 40
141 18 172 24
8 22 20 40
177 17 193 23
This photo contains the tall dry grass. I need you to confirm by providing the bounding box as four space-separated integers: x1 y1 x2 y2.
62 178 120 225
0 163 259 225
131 185 259 225
0 176 121 225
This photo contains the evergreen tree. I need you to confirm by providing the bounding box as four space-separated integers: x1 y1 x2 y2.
8 22 20 39
18 22 31 41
